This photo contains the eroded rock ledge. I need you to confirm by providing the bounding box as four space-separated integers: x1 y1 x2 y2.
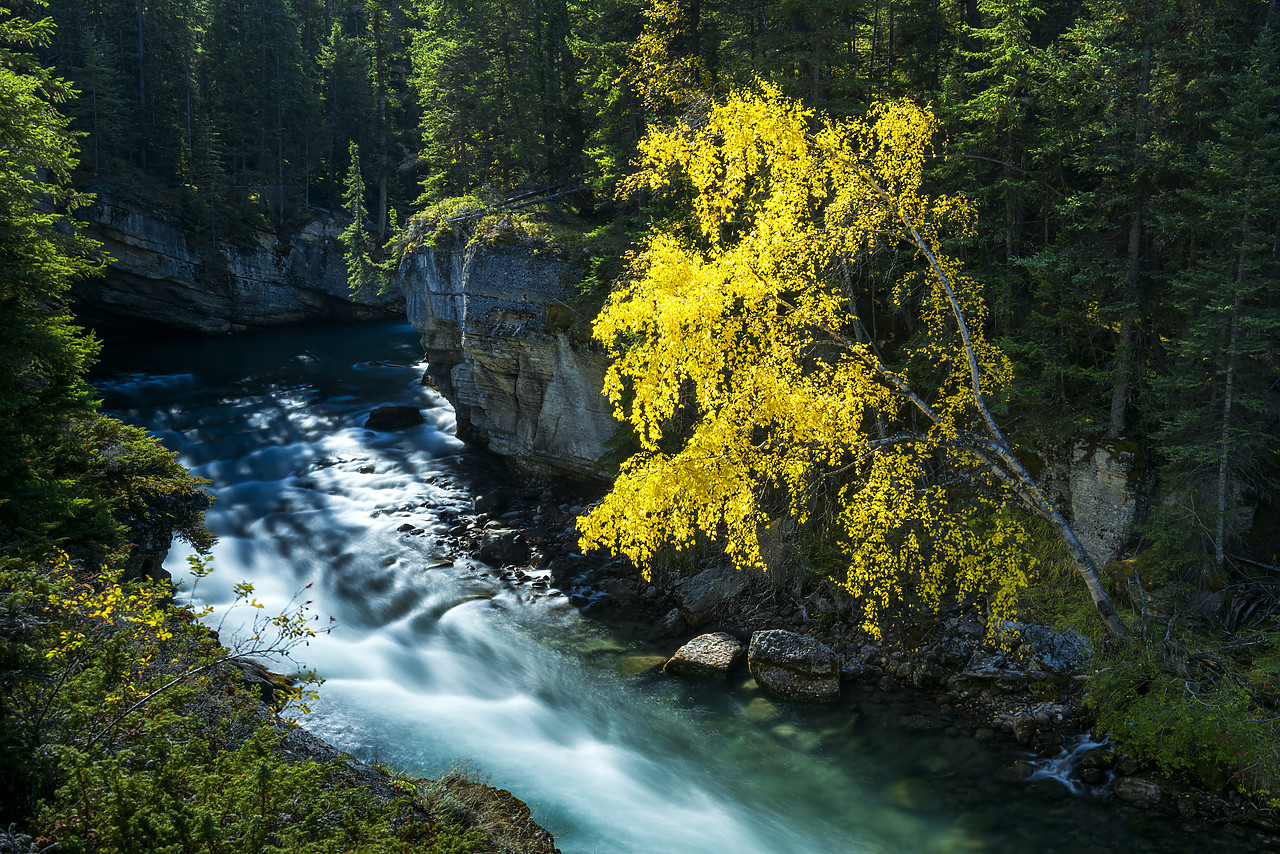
399 245 619 484
75 187 402 334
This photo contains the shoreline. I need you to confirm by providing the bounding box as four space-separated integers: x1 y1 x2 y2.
432 476 1280 849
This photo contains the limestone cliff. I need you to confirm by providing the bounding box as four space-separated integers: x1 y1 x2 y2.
399 244 619 484
74 188 401 334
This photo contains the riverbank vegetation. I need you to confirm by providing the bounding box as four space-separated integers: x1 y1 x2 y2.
8 0 1280 828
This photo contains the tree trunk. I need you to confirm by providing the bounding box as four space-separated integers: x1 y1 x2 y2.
1109 2 1153 439
895 209 1129 637
1215 296 1241 578
1107 302 1134 437
136 0 146 170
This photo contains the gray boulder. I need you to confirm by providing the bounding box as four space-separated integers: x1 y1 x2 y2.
479 530 531 566
650 607 687 640
664 632 744 680
747 630 841 703
1019 624 1093 673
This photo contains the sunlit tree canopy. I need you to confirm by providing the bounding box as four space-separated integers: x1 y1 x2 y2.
579 84 1124 637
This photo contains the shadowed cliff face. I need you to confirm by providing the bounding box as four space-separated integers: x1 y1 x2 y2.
399 245 619 485
74 189 403 334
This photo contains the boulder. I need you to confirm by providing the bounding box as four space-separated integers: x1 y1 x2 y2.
474 492 509 515
1010 715 1037 746
672 566 746 626
1018 624 1093 673
650 608 687 639
479 530 532 566
747 630 841 703
365 405 424 430
1069 440 1144 568
664 632 744 680
232 658 294 707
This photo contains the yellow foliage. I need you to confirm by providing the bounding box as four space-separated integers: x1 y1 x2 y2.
579 84 1033 637
627 0 705 110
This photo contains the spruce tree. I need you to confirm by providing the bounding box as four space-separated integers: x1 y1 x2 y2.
0 2 104 546
341 141 377 296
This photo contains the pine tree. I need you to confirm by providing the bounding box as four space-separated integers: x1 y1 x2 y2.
1152 28 1280 578
341 142 378 296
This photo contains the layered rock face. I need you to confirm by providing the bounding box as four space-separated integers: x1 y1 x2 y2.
399 245 619 484
74 189 401 334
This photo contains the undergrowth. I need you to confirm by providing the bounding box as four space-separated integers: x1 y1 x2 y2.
1017 518 1280 805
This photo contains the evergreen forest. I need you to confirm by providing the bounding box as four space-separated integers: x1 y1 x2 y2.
31 0 1280 544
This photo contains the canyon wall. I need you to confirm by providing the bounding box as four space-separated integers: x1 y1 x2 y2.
75 188 401 334
399 244 619 485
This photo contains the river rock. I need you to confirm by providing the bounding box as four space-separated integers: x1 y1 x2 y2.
1011 715 1037 745
747 630 841 703
474 492 509 515
479 530 531 566
651 607 687 639
1081 747 1114 771
1112 776 1163 807
744 697 779 721
673 566 746 626
664 632 745 680
365 406 424 430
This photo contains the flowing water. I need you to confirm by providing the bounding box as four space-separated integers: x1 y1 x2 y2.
94 319 1245 854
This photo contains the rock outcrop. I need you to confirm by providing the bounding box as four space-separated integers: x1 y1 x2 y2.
75 188 401 334
399 244 619 483
1069 440 1145 568
747 630 841 703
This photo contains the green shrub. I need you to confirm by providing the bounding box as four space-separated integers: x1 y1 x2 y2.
1089 639 1280 801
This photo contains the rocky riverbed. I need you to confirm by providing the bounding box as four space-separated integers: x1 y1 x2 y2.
402 474 1280 849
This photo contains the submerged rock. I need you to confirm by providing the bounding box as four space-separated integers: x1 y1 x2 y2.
744 697 779 721
365 405 424 430
664 632 744 680
1113 776 1163 807
747 630 841 703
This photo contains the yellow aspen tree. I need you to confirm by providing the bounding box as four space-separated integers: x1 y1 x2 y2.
627 0 705 111
577 83 1127 638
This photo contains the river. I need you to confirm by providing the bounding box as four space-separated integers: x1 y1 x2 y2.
93 318 1233 854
